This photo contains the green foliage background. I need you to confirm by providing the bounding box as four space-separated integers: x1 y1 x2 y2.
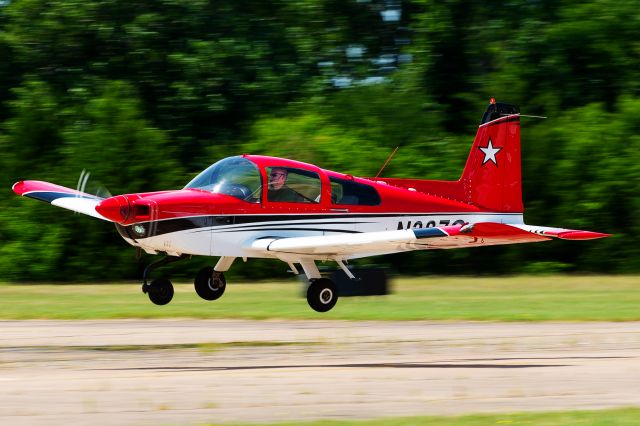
0 0 637 280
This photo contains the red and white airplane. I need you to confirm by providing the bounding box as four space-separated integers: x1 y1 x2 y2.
13 100 609 312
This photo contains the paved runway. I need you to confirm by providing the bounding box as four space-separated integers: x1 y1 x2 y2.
1 320 639 425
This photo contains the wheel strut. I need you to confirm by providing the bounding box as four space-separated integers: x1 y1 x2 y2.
142 254 189 294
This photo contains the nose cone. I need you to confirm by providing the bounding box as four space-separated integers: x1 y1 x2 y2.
96 195 130 223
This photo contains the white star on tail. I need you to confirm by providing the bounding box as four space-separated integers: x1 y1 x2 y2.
479 138 502 165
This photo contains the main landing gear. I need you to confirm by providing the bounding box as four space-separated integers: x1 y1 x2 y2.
194 266 226 301
306 278 338 312
142 255 234 306
297 259 340 313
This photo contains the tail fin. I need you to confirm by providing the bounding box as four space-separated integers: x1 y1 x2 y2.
370 100 524 213
459 101 523 213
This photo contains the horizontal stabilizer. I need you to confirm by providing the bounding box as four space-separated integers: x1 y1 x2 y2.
12 180 111 221
465 222 550 242
511 224 610 240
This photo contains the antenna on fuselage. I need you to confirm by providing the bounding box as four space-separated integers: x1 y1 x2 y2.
374 146 399 179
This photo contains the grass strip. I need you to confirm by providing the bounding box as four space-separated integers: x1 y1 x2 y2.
214 407 640 426
0 275 638 321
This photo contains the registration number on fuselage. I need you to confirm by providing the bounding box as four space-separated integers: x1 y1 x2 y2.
396 218 466 230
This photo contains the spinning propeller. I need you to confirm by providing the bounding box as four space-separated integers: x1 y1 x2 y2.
76 169 112 200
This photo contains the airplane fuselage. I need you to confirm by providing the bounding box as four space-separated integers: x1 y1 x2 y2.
116 211 524 258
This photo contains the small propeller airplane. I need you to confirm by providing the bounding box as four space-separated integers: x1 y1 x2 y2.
13 100 609 312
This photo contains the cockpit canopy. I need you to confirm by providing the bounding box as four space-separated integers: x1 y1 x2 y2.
184 156 261 202
185 155 381 206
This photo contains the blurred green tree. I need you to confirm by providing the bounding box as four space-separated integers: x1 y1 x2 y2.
0 80 180 280
0 0 636 280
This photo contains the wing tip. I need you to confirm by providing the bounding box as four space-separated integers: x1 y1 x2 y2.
12 180 25 195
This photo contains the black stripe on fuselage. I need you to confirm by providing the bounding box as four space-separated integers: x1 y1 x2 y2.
116 213 518 240
218 227 361 234
116 218 363 239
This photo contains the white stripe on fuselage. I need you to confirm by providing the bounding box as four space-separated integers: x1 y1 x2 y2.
120 213 523 258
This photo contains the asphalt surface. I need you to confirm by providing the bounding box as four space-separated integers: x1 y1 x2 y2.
1 320 639 425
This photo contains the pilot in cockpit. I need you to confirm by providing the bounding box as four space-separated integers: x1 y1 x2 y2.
268 167 306 202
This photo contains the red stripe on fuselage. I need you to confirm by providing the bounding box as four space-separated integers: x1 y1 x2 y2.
111 185 485 224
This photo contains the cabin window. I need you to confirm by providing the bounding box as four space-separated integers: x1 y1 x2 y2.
184 156 261 203
330 177 381 206
267 167 321 203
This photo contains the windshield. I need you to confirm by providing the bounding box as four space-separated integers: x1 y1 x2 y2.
184 156 261 203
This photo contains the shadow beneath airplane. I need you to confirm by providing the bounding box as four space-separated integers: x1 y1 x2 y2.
95 361 570 372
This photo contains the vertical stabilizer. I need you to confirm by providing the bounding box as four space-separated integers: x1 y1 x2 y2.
459 101 523 212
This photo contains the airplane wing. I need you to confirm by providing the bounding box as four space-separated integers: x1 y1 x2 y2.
12 180 112 221
245 222 609 259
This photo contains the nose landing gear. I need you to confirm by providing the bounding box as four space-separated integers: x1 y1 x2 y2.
145 277 174 305
141 254 188 306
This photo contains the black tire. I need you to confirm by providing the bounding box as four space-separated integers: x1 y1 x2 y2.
148 277 174 305
306 278 338 313
194 267 226 301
